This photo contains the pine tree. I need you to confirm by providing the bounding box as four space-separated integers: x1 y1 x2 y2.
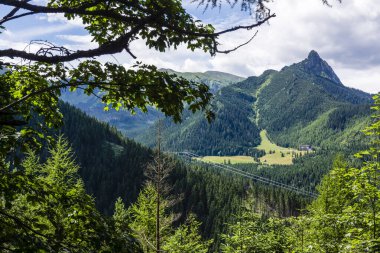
127 182 174 253
163 214 212 253
0 136 118 252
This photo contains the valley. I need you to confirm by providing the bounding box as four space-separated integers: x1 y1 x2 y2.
60 51 372 171
2 0 379 251
55 51 376 250
1 49 376 252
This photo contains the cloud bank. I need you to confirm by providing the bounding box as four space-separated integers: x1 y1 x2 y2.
0 0 379 93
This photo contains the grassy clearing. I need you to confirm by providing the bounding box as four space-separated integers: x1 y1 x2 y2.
257 130 309 165
197 130 310 166
196 156 256 164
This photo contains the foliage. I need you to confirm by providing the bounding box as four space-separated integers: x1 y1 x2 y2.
163 214 213 253
112 198 142 253
0 62 213 164
306 94 380 252
280 93 379 252
0 0 277 161
0 137 137 252
221 206 292 252
127 182 174 253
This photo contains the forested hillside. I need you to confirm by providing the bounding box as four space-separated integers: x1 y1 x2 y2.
57 102 314 251
58 103 151 214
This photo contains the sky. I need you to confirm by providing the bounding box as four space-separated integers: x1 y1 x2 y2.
0 0 379 93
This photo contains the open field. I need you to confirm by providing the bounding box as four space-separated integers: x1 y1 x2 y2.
197 130 311 165
196 156 257 164
256 130 309 165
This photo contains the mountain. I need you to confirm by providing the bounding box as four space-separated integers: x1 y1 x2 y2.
60 89 161 138
60 70 245 137
137 51 372 155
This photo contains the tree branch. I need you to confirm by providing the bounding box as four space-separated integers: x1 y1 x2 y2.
0 82 74 113
0 25 142 63
0 0 275 62
216 31 258 54
0 11 35 25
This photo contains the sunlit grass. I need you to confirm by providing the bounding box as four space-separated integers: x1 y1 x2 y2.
197 130 311 165
197 156 257 164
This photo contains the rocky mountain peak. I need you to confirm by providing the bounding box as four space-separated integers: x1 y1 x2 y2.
301 50 342 85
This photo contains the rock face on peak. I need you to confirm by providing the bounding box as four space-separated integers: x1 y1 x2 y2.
300 50 342 85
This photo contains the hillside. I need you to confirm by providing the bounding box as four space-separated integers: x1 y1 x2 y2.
58 102 152 214
137 51 372 159
60 89 161 138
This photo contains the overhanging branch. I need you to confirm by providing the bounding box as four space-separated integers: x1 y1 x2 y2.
0 0 276 63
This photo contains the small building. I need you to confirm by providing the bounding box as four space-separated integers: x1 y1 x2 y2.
299 145 313 151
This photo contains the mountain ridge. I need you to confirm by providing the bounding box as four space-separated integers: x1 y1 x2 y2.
137 50 372 156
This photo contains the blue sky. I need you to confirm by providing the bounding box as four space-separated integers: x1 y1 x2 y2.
1 0 379 93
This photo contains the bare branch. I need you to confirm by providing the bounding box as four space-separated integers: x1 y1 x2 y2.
1 0 31 20
216 30 258 54
213 13 275 36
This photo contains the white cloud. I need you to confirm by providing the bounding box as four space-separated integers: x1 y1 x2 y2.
335 66 380 94
38 13 84 27
124 0 380 93
56 34 97 50
56 34 93 44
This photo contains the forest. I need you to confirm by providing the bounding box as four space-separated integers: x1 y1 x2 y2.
1 0 380 252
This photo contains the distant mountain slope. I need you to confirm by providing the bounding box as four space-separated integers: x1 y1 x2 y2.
256 51 371 148
138 51 372 154
60 70 245 137
160 69 245 93
137 85 262 156
60 89 161 138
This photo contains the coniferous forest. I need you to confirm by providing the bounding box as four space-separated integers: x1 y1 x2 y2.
1 0 380 252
